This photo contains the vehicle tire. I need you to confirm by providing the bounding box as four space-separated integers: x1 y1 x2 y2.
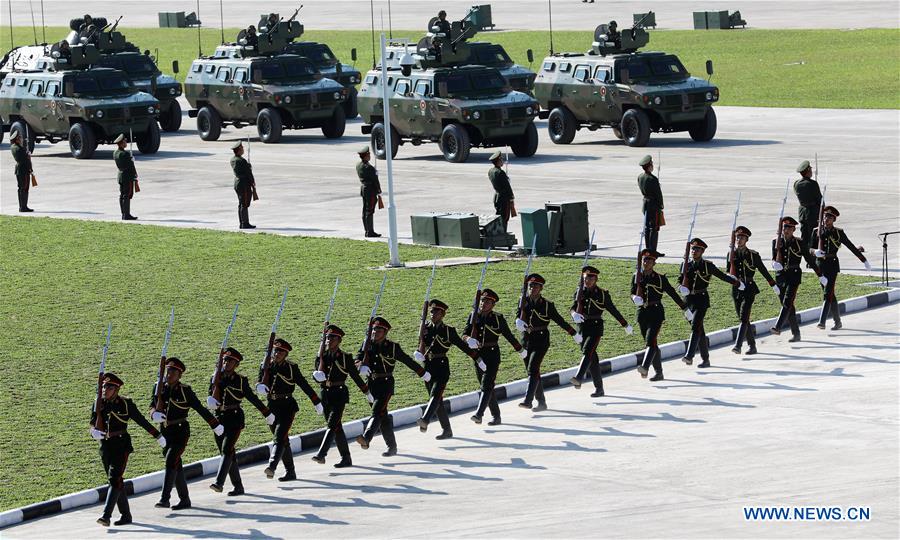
159 100 182 132
688 107 717 142
511 121 539 157
136 121 161 154
342 95 358 120
257 108 283 143
68 122 96 159
620 108 651 147
371 122 399 159
321 105 346 139
548 107 576 144
10 120 35 153
440 123 470 163
612 126 623 139
197 106 222 141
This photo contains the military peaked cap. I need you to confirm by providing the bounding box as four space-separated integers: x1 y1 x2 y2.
689 238 708 249
639 154 652 166
358 145 370 155
429 299 449 311
781 216 799 226
273 338 292 352
640 249 664 259
734 226 752 237
582 265 600 276
223 347 243 362
489 150 503 161
372 317 392 330
230 141 243 150
165 357 186 372
796 160 811 173
325 324 345 337
114 133 126 144
481 288 499 302
9 129 20 140
103 373 124 387
526 273 546 285
823 205 839 217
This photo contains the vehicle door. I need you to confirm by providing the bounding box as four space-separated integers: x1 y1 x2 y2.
212 66 235 118
591 65 617 122
22 79 44 131
567 64 596 120
410 79 439 137
388 77 413 134
232 66 254 119
43 80 67 135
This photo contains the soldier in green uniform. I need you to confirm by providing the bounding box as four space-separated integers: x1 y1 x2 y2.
434 10 452 36
415 299 475 439
631 249 688 381
793 160 822 249
90 373 165 527
113 134 138 220
727 227 778 355
355 317 431 457
207 348 274 496
678 238 742 368
256 338 324 481
463 289 523 425
570 265 632 397
357 146 382 237
149 358 223 510
311 325 370 467
514 274 579 411
810 206 870 330
637 155 663 251
10 130 34 212
488 151 516 232
231 141 256 229
770 216 824 341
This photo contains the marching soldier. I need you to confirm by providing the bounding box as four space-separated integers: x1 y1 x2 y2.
463 289 523 425
311 325 370 467
515 274 580 411
570 265 632 397
113 134 138 220
355 317 431 457
793 160 821 249
727 227 778 355
357 146 382 237
810 206 870 330
637 155 663 251
631 249 688 381
679 238 742 368
488 151 515 232
256 338 323 481
415 299 474 439
149 358 224 510
90 373 165 527
231 141 256 229
10 129 34 212
770 216 824 341
207 348 274 496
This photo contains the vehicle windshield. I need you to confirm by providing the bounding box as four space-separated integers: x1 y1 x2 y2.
621 55 689 83
119 55 157 76
256 58 318 83
470 45 512 67
439 69 508 97
292 44 337 67
69 73 133 95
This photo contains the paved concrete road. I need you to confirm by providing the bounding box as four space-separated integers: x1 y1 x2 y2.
5 0 898 31
3 104 898 272
5 302 898 538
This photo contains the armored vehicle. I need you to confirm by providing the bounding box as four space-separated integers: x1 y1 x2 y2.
533 16 719 147
0 43 161 159
281 42 361 118
184 14 348 143
358 29 539 163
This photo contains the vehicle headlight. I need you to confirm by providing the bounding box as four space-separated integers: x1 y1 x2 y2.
95 110 104 118
705 92 712 101
472 111 481 120
526 106 533 115
169 87 176 95
284 95 292 104
147 106 155 113
653 96 662 105
349 75 358 84
334 91 341 99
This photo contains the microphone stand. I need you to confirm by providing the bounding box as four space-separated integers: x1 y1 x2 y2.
879 231 900 286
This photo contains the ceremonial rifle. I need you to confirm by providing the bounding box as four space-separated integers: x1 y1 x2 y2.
128 128 140 193
517 235 538 322
416 260 437 353
505 151 517 217
775 179 791 264
211 305 239 408
154 307 175 413
259 288 288 389
634 212 647 302
93 323 112 431
247 135 259 201
816 171 829 252
359 275 387 367
728 193 742 275
574 230 596 315
467 249 492 341
680 203 699 288
316 278 340 371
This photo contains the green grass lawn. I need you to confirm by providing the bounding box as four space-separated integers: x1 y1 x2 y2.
1 26 898 109
0 216 883 510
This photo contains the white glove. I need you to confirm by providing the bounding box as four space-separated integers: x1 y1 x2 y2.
772 261 783 272
150 411 166 423
520 349 528 359
819 275 828 287
157 435 167 448
90 428 105 440
359 365 372 377
477 359 487 371
206 396 220 408
514 318 527 332
814 249 826 258
413 351 426 363
312 370 326 383
315 403 324 415
573 333 583 344
677 285 690 296
421 371 432 383
213 424 225 436
737 281 746 291
624 324 634 335
255 383 269 395
684 308 695 322
864 260 872 271
466 337 480 349
366 392 375 404
265 413 276 425
632 295 644 306
772 284 781 296
571 311 585 324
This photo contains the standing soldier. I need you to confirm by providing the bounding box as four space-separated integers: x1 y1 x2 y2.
514 274 580 411
357 146 382 237
631 249 688 381
679 238 743 368
90 373 166 527
433 10 452 36
415 299 474 439
149 358 224 510
770 216 824 341
793 160 821 249
231 141 256 229
488 151 516 233
727 227 778 355
10 129 34 212
113 134 138 220
637 155 663 251
207 348 274 496
463 289 523 425
355 317 431 457
311 325 370 467
570 265 632 397
256 338 324 482
810 206 870 330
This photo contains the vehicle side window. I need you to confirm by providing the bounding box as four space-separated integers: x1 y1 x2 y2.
216 67 231 83
594 66 611 83
204 64 215 74
17 78 27 87
46 81 61 96
191 63 203 73
573 65 591 82
559 62 571 73
413 80 430 96
364 74 378 85
394 79 411 95
542 61 555 72
28 80 43 96
234 67 249 83
4 78 14 86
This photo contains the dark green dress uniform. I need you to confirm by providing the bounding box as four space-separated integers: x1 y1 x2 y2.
771 231 821 339
631 268 686 380
313 342 369 465
417 315 473 436
727 245 776 353
258 358 321 479
11 141 33 212
232 153 255 229
488 164 515 232
518 281 576 409
793 176 822 249
638 170 663 251
149 380 219 508
810 223 867 329
357 156 382 237
90 393 160 524
208 370 270 494
570 285 628 395
114 147 138 220
680 255 739 365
